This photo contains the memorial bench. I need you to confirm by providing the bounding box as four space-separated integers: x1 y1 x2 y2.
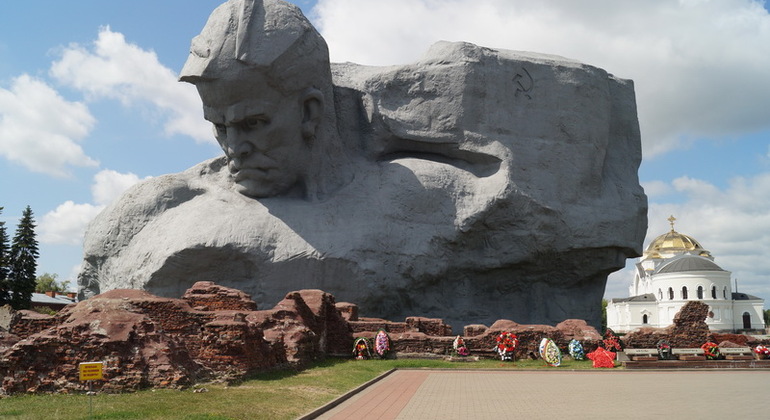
672 348 705 361
720 347 754 360
624 348 659 361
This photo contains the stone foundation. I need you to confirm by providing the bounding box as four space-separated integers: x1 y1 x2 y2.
0 283 345 394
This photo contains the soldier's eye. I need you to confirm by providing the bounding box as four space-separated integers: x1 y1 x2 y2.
213 123 227 136
244 116 269 129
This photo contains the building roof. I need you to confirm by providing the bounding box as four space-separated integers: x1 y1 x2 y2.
732 292 762 301
611 293 656 303
656 255 725 274
31 293 76 306
643 215 712 259
644 230 713 258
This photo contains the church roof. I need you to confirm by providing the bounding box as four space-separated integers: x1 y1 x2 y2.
656 254 725 274
643 216 712 259
644 230 709 258
611 293 656 303
732 292 762 301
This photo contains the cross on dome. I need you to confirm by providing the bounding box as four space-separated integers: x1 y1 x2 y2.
667 215 676 232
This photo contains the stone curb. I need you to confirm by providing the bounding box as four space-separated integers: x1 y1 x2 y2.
295 368 397 420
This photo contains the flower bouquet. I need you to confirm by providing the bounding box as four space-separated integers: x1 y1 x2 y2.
374 329 390 359
495 332 519 361
568 339 585 361
602 328 624 352
353 337 372 360
453 335 470 356
701 341 720 360
753 345 770 360
656 339 673 360
539 338 562 367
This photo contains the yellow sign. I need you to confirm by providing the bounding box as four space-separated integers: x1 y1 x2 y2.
79 362 103 381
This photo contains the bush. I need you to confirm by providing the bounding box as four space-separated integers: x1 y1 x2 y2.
31 306 56 315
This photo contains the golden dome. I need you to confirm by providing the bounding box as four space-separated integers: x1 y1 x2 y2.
643 215 710 258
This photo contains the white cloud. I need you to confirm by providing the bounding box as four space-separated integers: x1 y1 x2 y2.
314 0 770 158
38 201 103 245
92 169 144 206
0 74 98 177
641 180 671 198
39 169 147 245
50 27 211 143
607 172 770 303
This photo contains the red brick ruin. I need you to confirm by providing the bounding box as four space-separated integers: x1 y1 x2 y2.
0 283 766 394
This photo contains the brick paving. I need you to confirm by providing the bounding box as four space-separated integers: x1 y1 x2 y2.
315 370 770 419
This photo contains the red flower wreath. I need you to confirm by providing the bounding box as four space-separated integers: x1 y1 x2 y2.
701 341 720 360
495 332 519 360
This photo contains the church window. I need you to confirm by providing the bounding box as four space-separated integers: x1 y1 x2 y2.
697 286 704 299
742 312 751 329
681 286 688 300
723 287 727 299
642 314 649 324
658 289 663 300
711 286 717 299
668 287 674 300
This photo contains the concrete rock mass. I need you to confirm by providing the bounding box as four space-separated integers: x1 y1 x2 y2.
77 0 647 329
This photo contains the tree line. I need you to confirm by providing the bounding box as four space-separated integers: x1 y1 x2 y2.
0 205 39 310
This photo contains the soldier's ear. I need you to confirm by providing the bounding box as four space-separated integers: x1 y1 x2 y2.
301 88 324 140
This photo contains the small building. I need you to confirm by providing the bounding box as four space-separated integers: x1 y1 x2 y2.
607 216 765 333
30 291 77 312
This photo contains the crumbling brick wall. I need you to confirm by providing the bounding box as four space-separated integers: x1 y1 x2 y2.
9 311 57 339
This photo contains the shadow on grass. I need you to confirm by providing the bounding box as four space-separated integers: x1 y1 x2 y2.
238 357 353 382
90 414 232 420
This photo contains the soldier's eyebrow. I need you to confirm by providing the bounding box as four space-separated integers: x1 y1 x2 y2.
224 100 272 123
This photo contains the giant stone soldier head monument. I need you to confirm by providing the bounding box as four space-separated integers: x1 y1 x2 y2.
78 0 647 329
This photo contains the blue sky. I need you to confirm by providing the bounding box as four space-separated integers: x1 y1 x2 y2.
1 0 769 308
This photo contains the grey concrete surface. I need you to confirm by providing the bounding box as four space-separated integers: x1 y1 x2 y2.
316 369 770 419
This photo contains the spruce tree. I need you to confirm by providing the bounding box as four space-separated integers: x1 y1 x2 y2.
9 206 39 310
0 206 10 306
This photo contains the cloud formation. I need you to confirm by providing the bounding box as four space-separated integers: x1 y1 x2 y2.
92 169 143 206
314 0 770 157
0 75 98 177
38 201 104 246
39 169 147 246
50 27 211 143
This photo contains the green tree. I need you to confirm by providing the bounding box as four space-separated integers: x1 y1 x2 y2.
764 309 769 327
0 206 10 306
35 272 70 293
601 299 608 333
8 206 39 310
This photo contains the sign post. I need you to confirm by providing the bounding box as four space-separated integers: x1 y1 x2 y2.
79 362 103 419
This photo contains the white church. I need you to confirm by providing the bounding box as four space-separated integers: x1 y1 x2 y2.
607 216 765 333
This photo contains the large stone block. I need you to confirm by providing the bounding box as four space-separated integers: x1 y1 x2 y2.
77 0 646 329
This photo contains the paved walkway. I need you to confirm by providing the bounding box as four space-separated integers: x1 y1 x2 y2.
315 369 770 419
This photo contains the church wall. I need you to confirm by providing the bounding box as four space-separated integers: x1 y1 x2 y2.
609 298 763 332
606 301 624 331
607 300 658 333
731 301 765 330
652 271 731 305
703 301 735 331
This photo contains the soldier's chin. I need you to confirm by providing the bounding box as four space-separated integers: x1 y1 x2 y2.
234 179 277 198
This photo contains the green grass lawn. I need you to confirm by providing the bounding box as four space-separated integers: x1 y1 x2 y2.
0 358 598 420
